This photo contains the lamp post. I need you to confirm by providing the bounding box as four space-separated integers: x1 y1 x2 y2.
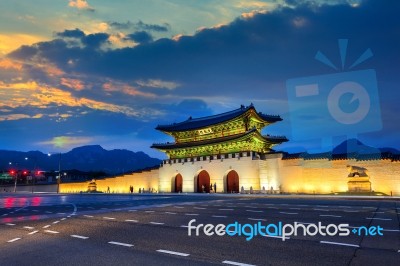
48 152 62 193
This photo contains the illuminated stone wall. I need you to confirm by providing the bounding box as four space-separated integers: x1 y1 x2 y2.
59 154 400 196
277 157 400 196
59 169 159 193
159 152 261 193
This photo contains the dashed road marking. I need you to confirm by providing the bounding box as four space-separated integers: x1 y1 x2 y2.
108 241 133 247
156 249 189 257
246 210 262 213
366 218 392 221
248 218 266 221
43 225 51 228
23 226 35 230
185 213 199 216
5 223 15 226
320 214 342 218
279 212 298 215
44 230 59 234
71 235 89 239
125 219 138 223
61 218 66 221
320 241 359 248
53 221 60 224
165 212 177 215
222 260 255 266
145 211 155 213
212 215 227 218
219 209 234 211
313 209 329 212
84 215 94 218
193 207 206 210
7 238 21 243
28 230 39 235
103 217 116 220
150 222 164 225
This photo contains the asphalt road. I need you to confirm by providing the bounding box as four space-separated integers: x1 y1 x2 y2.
0 193 399 266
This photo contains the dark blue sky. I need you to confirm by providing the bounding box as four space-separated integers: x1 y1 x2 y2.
0 0 398 158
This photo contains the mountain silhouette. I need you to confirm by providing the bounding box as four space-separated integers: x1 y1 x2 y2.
332 138 399 155
0 145 161 174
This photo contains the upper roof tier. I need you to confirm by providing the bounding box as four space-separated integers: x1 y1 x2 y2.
155 104 282 132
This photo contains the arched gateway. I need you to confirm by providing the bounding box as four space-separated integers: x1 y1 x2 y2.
226 170 239 193
174 174 183 192
196 170 210 193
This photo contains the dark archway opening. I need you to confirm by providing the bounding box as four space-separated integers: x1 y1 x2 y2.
226 170 239 193
197 170 210 193
175 174 183 192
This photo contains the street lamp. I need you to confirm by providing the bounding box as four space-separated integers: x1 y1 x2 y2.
48 152 62 193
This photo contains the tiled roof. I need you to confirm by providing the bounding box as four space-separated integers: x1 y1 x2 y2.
155 104 282 132
151 128 287 150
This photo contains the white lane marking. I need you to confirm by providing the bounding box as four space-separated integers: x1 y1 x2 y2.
7 238 21 243
343 210 359 213
5 223 15 226
103 217 116 220
128 210 138 212
61 218 66 221
264 235 288 240
125 219 138 222
156 249 189 257
313 209 329 212
366 218 392 221
150 222 164 225
44 230 59 234
53 221 60 224
71 235 89 239
28 230 39 235
320 241 359 248
185 213 199 216
246 210 263 213
84 215 94 218
145 211 155 213
57 213 66 215
382 229 400 232
316 205 329 208
180 225 189 228
24 226 35 230
193 207 206 210
45 211 53 214
212 215 227 218
108 241 133 247
320 215 342 218
219 209 234 211
42 225 51 228
279 212 298 215
362 207 375 209
248 218 267 221
165 212 177 215
222 260 255 266
297 204 309 207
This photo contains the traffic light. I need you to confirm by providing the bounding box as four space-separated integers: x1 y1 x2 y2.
10 170 15 175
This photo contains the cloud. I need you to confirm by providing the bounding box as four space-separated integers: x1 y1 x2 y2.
102 82 155 98
38 136 93 148
109 20 170 32
136 79 180 90
56 28 85 39
125 31 153 44
60 78 85 91
68 0 95 12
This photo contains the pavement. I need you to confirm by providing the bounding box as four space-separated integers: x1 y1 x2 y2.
0 193 399 266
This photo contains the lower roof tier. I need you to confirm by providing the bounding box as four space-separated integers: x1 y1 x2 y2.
151 128 287 159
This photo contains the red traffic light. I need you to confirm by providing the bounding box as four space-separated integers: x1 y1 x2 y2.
23 171 27 175
10 170 15 175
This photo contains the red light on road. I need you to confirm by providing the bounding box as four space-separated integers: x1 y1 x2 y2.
23 171 27 175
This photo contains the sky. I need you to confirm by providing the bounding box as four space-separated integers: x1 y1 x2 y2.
0 0 399 159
